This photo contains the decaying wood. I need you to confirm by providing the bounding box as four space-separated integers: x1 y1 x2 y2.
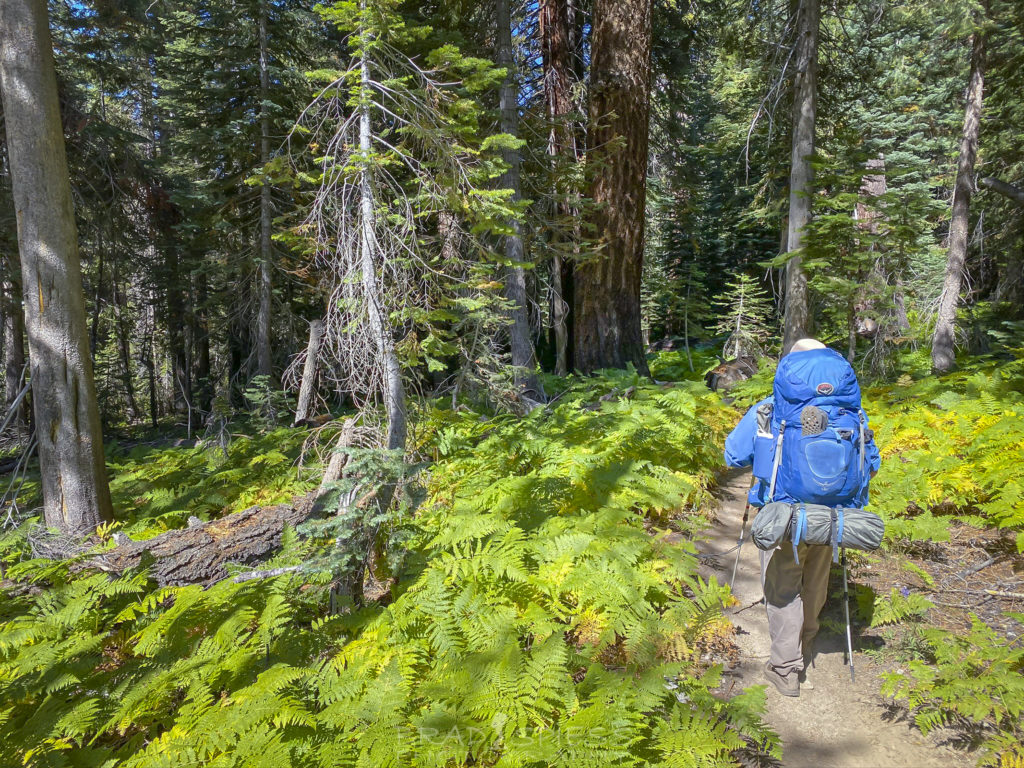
293 319 323 426
86 494 317 587
319 417 357 493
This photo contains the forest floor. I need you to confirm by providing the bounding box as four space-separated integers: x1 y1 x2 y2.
695 469 977 768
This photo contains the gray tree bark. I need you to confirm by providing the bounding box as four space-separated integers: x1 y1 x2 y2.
293 319 323 426
0 0 113 535
932 27 985 374
782 0 819 354
255 0 274 381
496 0 543 402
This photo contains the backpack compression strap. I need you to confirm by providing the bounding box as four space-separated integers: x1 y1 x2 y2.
792 503 807 565
767 419 787 502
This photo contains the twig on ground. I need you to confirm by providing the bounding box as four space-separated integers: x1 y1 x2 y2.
952 555 996 580
233 565 303 583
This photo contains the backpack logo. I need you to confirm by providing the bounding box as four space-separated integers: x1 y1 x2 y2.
816 382 834 396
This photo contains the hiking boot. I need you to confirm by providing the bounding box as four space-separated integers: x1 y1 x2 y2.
764 662 799 697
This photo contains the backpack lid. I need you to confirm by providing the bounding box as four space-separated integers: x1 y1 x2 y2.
773 347 861 424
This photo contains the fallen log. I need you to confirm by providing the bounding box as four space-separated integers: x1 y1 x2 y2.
85 493 319 587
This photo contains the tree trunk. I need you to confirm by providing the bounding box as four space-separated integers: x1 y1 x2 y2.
781 0 819 354
2 256 28 436
540 0 576 376
89 229 103 356
255 0 274 382
932 26 985 374
166 245 191 417
144 291 160 428
110 261 140 422
293 319 323 426
193 270 213 416
359 50 406 454
497 0 543 400
573 0 652 375
0 0 113 535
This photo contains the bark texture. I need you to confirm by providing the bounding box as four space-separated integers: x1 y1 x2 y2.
932 28 985 374
0 0 113 535
293 319 323 426
540 0 575 376
496 0 543 401
781 0 820 354
88 496 316 587
573 0 652 375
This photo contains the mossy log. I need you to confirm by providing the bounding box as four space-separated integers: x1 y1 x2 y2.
86 494 318 587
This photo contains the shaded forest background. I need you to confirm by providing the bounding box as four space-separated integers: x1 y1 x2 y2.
2 0 1022 446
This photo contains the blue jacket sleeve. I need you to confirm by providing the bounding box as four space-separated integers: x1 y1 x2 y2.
724 403 759 467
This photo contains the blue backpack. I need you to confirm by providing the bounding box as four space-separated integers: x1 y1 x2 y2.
752 348 870 506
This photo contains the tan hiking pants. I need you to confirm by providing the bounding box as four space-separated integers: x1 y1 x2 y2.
760 542 832 676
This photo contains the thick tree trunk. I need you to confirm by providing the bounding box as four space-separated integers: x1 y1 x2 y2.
540 0 576 376
255 0 274 382
933 28 985 374
0 0 113 535
497 0 543 400
293 319 323 426
781 0 819 354
573 0 652 375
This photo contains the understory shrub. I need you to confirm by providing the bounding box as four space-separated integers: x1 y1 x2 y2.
881 616 1024 767
0 370 779 767
864 354 1024 548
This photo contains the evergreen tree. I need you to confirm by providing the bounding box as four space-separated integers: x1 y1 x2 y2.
714 273 776 360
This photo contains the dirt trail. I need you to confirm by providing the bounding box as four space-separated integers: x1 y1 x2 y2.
698 469 973 768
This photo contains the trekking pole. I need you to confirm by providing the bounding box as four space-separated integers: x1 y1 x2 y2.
841 545 855 683
729 473 758 588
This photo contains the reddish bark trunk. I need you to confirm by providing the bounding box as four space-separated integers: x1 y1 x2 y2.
573 0 652 375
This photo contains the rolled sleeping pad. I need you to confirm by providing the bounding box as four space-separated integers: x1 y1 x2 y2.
750 501 884 552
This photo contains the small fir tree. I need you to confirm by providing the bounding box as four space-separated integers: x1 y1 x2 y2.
714 273 776 360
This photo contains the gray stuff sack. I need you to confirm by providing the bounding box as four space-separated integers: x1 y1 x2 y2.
750 501 884 555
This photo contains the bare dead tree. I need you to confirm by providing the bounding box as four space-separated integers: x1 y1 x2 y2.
933 22 985 374
292 27 517 449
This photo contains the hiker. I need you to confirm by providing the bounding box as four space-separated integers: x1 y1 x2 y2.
724 338 881 697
